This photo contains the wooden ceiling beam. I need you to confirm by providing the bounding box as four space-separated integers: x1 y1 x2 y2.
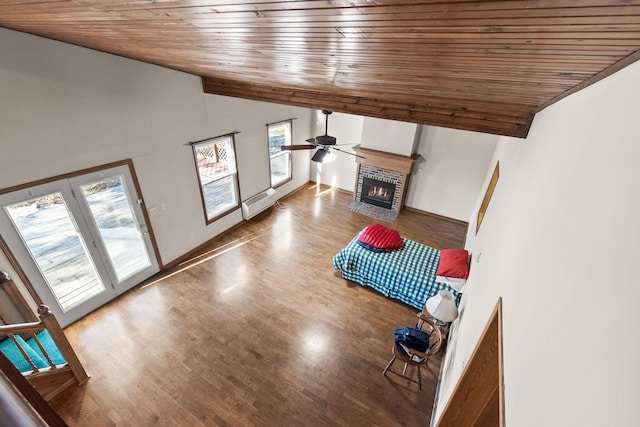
2 0 639 138
202 76 538 115
3 1 639 15
202 77 533 138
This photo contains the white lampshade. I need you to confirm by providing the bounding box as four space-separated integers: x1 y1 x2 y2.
425 290 459 323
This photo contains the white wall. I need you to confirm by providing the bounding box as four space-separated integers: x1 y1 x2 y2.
0 28 311 267
436 60 640 426
360 116 417 155
406 125 498 221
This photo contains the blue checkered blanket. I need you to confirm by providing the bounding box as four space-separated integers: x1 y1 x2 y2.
332 235 460 309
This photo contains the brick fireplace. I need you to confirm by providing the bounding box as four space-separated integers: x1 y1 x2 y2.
352 145 418 214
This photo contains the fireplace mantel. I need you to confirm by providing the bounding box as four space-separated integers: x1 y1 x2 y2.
352 145 418 174
352 145 418 215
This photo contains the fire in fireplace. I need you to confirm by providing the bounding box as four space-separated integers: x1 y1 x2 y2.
360 177 396 209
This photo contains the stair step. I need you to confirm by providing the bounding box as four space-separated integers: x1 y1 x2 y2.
0 330 66 373
27 330 66 366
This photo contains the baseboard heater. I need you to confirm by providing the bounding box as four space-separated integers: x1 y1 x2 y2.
241 188 277 220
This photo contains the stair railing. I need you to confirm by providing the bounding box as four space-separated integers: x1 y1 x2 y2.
0 272 89 401
37 304 89 385
0 305 88 385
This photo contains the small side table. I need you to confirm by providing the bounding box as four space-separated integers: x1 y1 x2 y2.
416 311 450 341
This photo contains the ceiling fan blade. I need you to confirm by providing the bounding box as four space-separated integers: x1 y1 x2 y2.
332 146 366 158
281 144 316 151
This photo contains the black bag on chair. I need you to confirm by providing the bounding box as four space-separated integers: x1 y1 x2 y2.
393 327 431 355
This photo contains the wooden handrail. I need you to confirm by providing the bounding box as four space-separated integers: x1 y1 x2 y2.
0 321 43 334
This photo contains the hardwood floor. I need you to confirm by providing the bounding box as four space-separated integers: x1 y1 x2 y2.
51 184 467 426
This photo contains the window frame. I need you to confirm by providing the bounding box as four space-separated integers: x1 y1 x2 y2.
267 119 293 188
191 133 241 224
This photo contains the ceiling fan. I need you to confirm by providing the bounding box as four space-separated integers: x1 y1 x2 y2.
281 110 364 163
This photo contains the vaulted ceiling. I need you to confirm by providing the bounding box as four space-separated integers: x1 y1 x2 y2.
1 1 640 138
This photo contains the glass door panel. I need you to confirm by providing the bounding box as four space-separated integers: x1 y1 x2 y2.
69 165 159 294
4 193 106 312
77 175 152 283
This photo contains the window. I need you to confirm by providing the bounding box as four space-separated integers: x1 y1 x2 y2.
267 120 292 187
192 134 240 223
476 161 499 234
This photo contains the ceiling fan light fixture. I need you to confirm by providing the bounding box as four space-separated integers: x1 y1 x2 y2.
324 150 337 163
311 148 337 164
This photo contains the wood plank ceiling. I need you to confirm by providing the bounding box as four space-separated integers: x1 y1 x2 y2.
1 1 640 138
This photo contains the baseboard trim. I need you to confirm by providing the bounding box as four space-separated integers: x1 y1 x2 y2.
304 185 468 227
429 351 447 427
404 206 469 227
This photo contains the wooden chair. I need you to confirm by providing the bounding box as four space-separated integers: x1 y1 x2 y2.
382 315 443 390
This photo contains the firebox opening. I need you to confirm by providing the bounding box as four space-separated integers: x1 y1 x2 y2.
361 177 396 209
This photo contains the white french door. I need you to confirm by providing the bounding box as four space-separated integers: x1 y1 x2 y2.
0 165 158 326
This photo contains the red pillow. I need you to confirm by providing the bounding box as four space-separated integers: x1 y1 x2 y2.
437 249 470 279
358 224 404 251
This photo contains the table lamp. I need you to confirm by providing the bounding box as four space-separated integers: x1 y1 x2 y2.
424 290 459 326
